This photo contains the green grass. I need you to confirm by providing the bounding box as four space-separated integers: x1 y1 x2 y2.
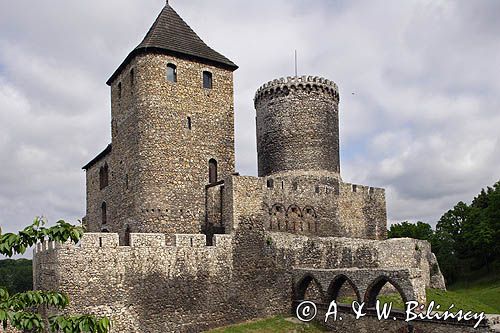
426 288 498 314
205 316 326 333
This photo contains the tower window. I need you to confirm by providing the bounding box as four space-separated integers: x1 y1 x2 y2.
117 82 122 99
166 63 177 82
130 69 135 86
99 163 109 190
267 179 274 188
101 202 107 225
203 71 212 89
187 117 192 130
208 159 218 184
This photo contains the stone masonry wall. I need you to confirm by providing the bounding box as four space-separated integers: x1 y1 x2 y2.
85 53 235 239
85 153 113 233
338 181 387 240
255 76 341 177
267 232 445 290
33 233 236 333
217 174 387 240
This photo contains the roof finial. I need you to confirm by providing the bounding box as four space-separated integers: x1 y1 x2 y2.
166 0 169 4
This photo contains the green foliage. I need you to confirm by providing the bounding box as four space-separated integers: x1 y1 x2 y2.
0 217 84 257
49 315 111 333
0 259 33 294
388 180 500 286
388 221 433 240
0 217 110 333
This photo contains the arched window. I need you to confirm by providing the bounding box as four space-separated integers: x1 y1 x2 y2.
203 71 212 89
166 63 177 82
101 202 107 225
208 159 217 184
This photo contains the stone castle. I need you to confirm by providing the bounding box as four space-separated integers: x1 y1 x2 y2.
31 3 495 333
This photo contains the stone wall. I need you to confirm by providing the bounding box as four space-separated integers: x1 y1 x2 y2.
33 233 235 333
254 76 340 177
258 171 387 239
32 218 446 333
267 233 445 290
84 53 236 239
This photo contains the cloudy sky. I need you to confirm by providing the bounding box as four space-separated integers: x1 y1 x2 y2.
0 0 499 244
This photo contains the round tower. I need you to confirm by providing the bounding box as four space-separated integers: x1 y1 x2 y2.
254 76 340 177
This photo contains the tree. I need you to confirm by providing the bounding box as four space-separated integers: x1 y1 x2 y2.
0 217 110 333
0 259 32 294
387 221 434 240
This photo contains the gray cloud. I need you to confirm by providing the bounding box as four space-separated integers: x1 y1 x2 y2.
0 0 499 258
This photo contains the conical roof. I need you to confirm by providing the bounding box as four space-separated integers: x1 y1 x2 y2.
107 3 237 85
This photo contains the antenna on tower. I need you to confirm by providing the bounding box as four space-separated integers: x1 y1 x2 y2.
294 50 298 77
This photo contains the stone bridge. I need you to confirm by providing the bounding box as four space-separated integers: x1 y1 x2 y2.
292 267 427 307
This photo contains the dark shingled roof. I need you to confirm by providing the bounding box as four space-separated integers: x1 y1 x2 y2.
107 3 237 85
82 144 112 170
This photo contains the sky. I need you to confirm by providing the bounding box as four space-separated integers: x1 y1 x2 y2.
0 0 499 244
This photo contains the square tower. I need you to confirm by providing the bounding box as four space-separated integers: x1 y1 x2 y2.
83 3 237 239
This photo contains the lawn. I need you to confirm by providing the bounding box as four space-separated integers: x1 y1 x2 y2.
205 316 326 333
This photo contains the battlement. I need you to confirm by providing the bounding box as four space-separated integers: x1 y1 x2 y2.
254 75 339 102
262 175 384 196
34 233 232 254
341 182 385 195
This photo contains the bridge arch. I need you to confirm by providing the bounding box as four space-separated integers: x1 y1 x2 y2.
295 274 325 302
364 275 408 308
326 274 361 304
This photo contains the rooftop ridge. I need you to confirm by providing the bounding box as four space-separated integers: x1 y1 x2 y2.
254 75 339 102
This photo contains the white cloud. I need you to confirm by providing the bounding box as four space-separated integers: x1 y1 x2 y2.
0 0 499 255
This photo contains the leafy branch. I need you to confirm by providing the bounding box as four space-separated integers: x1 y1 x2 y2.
0 217 110 332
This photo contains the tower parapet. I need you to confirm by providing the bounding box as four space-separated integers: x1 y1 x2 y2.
255 75 341 177
254 75 339 102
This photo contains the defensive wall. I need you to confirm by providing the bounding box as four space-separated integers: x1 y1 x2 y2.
32 219 446 333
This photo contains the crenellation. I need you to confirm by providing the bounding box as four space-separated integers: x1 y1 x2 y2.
254 75 339 103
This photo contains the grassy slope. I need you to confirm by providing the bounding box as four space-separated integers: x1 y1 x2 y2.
375 282 500 314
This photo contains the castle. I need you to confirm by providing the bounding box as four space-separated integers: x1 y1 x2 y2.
29 3 467 332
